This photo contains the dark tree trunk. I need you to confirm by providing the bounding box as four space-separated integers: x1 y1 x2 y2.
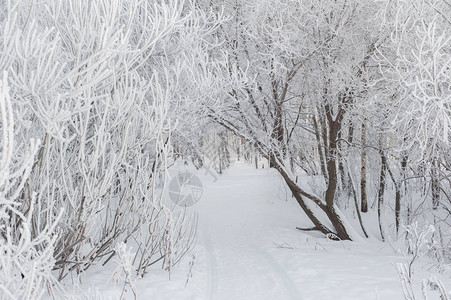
270 99 285 168
337 128 347 193
401 152 410 224
378 148 387 241
270 155 334 236
348 166 369 238
313 115 327 179
348 123 354 144
255 153 258 169
431 158 440 210
395 183 401 234
324 105 351 240
385 159 402 235
324 141 351 240
360 123 368 213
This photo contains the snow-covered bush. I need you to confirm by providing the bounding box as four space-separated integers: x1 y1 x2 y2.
0 72 60 299
377 0 451 268
397 223 449 300
0 0 222 288
112 242 137 299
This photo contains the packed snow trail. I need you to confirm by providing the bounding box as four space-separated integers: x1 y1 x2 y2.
177 165 434 300
198 172 303 300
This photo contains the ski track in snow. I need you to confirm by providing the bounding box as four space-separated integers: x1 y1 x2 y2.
198 168 304 300
201 215 303 300
201 223 303 300
202 224 217 300
257 249 303 300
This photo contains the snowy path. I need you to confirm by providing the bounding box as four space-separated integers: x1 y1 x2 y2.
181 165 438 300
199 176 303 300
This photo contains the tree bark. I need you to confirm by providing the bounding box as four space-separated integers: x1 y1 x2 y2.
360 123 368 213
324 142 351 240
401 151 410 224
255 152 258 169
313 115 327 179
395 183 401 234
271 155 334 236
385 158 401 235
324 105 351 240
431 158 440 210
347 163 369 238
337 128 347 193
378 147 387 241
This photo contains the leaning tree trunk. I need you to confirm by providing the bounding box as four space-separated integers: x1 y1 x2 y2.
324 133 351 239
323 105 352 240
270 154 334 236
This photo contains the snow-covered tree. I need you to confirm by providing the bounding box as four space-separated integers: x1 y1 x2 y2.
204 0 388 240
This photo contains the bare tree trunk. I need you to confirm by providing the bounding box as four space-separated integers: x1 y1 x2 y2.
347 162 369 238
337 128 347 194
386 162 402 235
401 151 409 224
346 122 355 197
255 152 258 169
325 142 351 240
431 158 440 210
313 115 327 178
348 123 354 144
324 105 351 240
360 123 368 213
270 99 285 168
320 113 329 177
270 155 334 235
378 146 387 241
394 184 401 234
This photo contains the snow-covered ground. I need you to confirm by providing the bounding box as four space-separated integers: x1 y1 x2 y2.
52 163 450 300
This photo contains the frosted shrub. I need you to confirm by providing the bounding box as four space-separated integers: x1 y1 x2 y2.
397 222 449 300
112 242 136 299
0 0 221 288
0 72 60 299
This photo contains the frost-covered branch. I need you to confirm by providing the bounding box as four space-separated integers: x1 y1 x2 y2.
0 71 60 299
